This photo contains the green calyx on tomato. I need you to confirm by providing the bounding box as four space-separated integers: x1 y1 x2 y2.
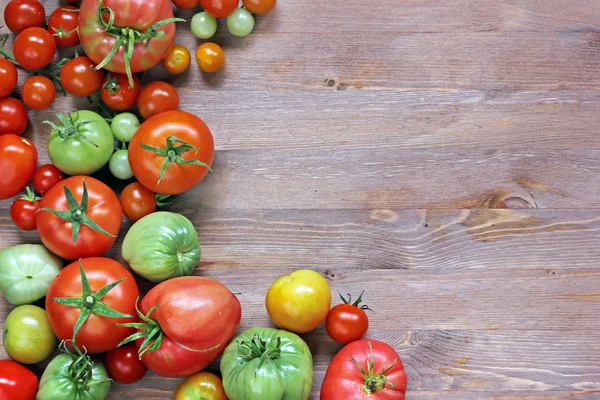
102 71 122 94
19 185 42 203
141 135 212 184
117 301 167 357
52 261 133 345
44 112 100 148
238 334 283 365
351 342 398 393
39 180 116 244
92 0 185 87
339 290 372 311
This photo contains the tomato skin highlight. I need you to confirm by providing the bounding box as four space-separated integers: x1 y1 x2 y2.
105 345 148 384
47 5 80 47
101 73 141 111
60 56 105 97
0 97 28 136
0 360 38 400
3 0 46 34
21 75 57 110
137 81 180 119
33 164 64 195
0 134 37 200
13 27 57 70
0 58 18 99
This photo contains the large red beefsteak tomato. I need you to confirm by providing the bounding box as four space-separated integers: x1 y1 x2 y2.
78 0 182 86
119 276 242 377
321 340 407 400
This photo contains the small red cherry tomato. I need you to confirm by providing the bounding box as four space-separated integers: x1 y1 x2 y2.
3 0 45 34
105 345 148 384
326 291 371 345
100 73 141 111
21 75 57 110
0 58 18 99
47 5 80 48
137 81 180 120
60 56 104 97
33 164 64 195
0 97 28 136
13 27 56 70
10 186 41 231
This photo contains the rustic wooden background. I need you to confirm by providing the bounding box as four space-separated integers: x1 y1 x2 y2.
1 0 600 398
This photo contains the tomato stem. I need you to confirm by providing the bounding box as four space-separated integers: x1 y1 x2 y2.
19 186 41 203
117 299 165 358
238 334 282 367
155 194 176 210
0 48 16 63
339 290 374 312
43 111 100 147
350 342 397 394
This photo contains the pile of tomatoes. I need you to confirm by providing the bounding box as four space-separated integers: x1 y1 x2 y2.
0 0 409 399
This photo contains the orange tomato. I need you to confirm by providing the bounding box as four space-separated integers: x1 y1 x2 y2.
243 0 276 14
174 372 228 400
196 42 225 73
162 45 191 75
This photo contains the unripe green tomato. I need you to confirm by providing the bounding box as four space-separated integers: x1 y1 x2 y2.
191 12 218 39
227 8 255 37
111 112 140 143
109 150 134 180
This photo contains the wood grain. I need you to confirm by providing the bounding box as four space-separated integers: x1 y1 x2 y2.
1 0 600 399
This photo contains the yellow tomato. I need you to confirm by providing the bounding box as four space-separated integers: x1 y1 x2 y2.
173 372 228 400
265 269 331 333
162 45 191 75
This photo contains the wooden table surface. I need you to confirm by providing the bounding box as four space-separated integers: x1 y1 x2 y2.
2 0 600 399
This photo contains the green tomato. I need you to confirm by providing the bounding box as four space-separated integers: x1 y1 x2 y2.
220 327 313 400
111 112 140 143
37 353 111 400
122 211 201 283
47 110 114 176
109 149 134 180
227 8 255 37
191 11 218 39
0 244 63 305
4 305 56 364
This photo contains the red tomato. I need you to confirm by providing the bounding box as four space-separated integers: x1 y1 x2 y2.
21 75 56 110
105 345 148 384
3 0 45 34
46 257 139 354
10 186 41 231
171 0 201 9
0 360 38 400
36 176 123 260
201 0 238 18
33 164 64 195
120 276 241 377
321 340 408 400
195 42 225 73
137 81 180 119
0 97 28 136
79 0 178 86
0 134 37 200
326 291 370 345
13 27 56 70
0 58 18 98
129 110 214 195
243 0 276 14
60 56 105 97
120 182 157 221
100 73 141 111
47 5 80 47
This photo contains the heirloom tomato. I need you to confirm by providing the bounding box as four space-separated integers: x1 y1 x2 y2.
0 134 37 200
129 110 214 195
0 360 38 400
119 276 242 377
174 372 227 400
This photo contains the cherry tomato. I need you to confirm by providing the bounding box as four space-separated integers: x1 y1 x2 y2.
0 58 18 99
60 56 104 97
200 0 238 18
326 291 370 345
13 27 56 70
10 187 41 231
21 75 56 110
120 182 157 221
0 134 37 200
137 81 180 120
162 45 191 75
196 42 225 73
0 97 28 136
105 345 148 384
171 0 201 9
47 5 80 48
33 164 64 195
3 0 45 34
101 73 141 111
243 0 276 14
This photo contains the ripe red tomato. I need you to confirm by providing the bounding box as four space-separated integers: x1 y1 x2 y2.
46 257 139 354
137 81 180 119
195 42 225 73
0 134 37 200
171 0 201 9
120 276 241 377
21 75 56 110
36 176 123 260
13 27 56 70
243 0 276 14
33 164 64 195
120 182 157 221
129 110 214 195
3 0 45 34
100 73 141 111
326 291 370 344
105 345 148 384
0 97 28 136
201 0 238 18
10 186 41 231
0 360 38 400
47 5 80 47
60 56 105 97
0 58 18 98
321 340 408 400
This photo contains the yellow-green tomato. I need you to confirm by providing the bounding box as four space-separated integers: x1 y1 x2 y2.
266 269 331 333
3 305 56 364
173 372 228 400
